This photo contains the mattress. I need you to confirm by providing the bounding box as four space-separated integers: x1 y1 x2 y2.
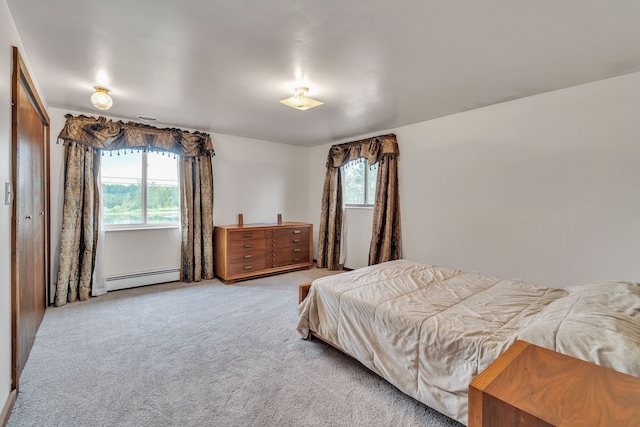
297 259 640 425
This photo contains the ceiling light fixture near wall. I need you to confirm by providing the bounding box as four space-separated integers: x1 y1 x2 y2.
91 86 113 110
280 87 323 111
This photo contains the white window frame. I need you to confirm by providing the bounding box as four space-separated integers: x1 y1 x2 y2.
101 150 180 230
343 159 377 208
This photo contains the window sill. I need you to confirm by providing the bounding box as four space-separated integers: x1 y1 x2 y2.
104 225 180 232
345 205 374 210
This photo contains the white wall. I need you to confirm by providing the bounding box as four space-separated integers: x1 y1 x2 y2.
309 72 640 288
102 228 181 290
0 0 46 410
212 133 309 226
49 108 309 292
307 145 328 262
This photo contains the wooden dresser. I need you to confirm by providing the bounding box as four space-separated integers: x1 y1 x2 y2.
214 222 313 284
469 340 640 427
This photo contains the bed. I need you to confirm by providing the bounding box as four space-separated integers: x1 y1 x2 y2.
296 259 640 426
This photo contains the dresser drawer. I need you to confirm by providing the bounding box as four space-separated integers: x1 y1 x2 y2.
228 230 266 242
266 245 309 256
228 258 266 276
228 249 265 263
265 241 308 251
274 255 309 267
271 227 310 243
229 238 266 251
270 248 310 267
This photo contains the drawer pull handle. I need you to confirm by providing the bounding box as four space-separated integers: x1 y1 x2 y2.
244 254 252 259
243 233 252 238
293 248 301 253
293 239 301 243
243 265 253 270
244 244 253 248
293 258 300 262
293 230 301 234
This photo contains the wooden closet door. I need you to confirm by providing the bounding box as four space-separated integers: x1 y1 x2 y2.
11 47 50 390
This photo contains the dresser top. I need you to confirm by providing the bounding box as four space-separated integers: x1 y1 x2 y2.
215 222 311 230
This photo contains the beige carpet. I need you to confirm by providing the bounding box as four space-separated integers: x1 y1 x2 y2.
8 266 463 427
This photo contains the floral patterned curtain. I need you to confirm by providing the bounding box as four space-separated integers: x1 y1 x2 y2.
180 155 214 282
54 115 215 305
317 133 401 270
368 149 401 265
54 142 101 306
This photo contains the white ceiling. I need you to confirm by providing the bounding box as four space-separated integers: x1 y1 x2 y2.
7 1 640 147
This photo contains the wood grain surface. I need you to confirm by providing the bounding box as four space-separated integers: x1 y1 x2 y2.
469 341 640 427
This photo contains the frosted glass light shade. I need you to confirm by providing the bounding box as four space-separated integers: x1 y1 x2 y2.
280 87 323 111
91 86 113 110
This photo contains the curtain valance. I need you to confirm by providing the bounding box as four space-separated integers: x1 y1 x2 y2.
326 133 398 170
57 114 215 157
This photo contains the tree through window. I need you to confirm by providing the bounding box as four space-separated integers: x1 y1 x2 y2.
342 159 377 206
101 150 180 226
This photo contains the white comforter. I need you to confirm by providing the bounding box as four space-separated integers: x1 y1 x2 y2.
297 259 640 425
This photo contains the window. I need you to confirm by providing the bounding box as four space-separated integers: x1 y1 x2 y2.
101 150 180 227
342 159 378 206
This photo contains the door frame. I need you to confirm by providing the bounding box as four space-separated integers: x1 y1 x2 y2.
11 46 50 391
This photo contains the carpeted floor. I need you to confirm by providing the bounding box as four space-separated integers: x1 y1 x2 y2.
8 266 463 427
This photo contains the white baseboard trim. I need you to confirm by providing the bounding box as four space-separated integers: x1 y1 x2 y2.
106 268 180 291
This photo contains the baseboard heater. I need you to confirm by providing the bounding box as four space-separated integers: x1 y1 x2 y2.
106 268 180 291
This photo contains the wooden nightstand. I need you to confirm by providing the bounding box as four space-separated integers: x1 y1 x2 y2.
469 340 640 427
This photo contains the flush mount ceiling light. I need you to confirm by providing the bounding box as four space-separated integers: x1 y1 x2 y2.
91 86 113 110
279 86 324 111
